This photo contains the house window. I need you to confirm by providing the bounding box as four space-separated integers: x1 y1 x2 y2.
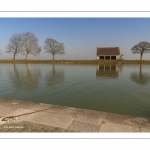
105 56 110 60
111 56 116 60
100 56 104 60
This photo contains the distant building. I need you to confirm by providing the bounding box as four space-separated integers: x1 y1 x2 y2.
96 47 123 60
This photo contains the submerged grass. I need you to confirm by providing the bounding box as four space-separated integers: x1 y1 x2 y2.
0 59 150 64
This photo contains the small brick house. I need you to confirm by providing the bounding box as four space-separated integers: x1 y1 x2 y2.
96 47 123 60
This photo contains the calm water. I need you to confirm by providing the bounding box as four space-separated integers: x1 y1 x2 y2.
0 63 150 118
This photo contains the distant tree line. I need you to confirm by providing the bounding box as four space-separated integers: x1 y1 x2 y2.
5 32 65 60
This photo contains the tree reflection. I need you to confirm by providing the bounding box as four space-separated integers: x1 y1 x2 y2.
96 64 122 79
130 64 150 85
9 64 41 91
45 64 64 86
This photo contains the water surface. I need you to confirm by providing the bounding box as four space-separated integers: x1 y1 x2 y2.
0 63 150 118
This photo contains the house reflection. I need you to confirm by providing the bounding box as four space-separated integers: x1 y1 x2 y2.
45 64 65 86
9 64 41 91
96 64 122 79
130 65 150 85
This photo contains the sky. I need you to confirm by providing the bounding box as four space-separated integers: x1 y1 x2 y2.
1 18 150 60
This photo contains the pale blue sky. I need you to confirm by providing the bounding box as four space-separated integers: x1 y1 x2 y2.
0 18 150 60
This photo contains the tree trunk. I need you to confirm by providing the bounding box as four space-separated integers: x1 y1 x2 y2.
52 55 55 60
13 53 16 60
25 52 29 60
140 53 143 60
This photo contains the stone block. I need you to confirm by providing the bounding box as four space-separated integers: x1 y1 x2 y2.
43 113 76 129
99 121 140 132
30 103 65 114
140 127 150 132
68 121 100 132
24 111 53 124
0 105 18 116
75 109 106 125
103 112 150 128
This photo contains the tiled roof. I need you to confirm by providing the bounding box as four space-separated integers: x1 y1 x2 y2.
97 47 120 55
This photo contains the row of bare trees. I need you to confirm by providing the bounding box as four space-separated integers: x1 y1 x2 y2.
5 32 65 60
4 32 150 60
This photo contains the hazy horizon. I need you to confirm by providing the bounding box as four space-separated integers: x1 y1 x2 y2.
1 18 150 60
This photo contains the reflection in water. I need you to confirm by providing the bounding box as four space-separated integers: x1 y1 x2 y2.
9 64 41 91
2 64 150 118
45 64 64 86
130 65 150 85
96 64 122 79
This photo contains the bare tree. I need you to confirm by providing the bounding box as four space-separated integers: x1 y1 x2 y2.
6 33 22 60
44 38 65 60
131 42 150 60
21 32 41 60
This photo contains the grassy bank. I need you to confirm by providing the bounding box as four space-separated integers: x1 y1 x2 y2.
0 59 150 64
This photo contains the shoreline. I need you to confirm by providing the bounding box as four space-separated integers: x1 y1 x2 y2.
0 98 150 132
0 60 150 64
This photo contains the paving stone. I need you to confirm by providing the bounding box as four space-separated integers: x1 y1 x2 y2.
128 117 150 128
0 105 18 116
4 108 34 120
50 127 66 132
29 103 65 113
58 107 81 117
75 109 106 125
68 121 100 132
99 121 140 132
103 113 133 125
0 121 68 132
24 111 53 124
140 127 150 132
29 103 54 110
103 113 150 128
64 129 75 132
43 113 76 129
